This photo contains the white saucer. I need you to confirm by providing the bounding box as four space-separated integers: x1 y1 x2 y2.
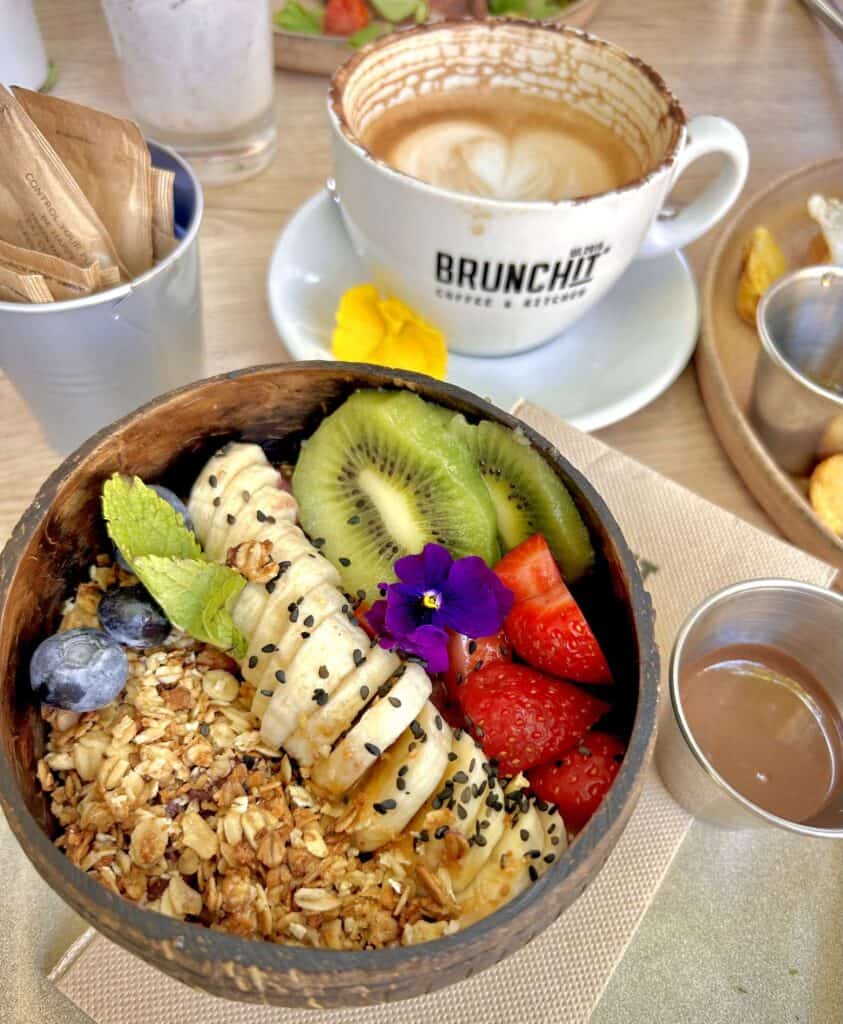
267 190 700 431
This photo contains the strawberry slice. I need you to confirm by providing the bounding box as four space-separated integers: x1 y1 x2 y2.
494 534 563 603
442 628 511 705
460 662 609 775
527 731 626 834
505 583 612 684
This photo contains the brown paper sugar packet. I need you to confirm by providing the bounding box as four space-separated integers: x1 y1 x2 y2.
99 265 122 289
0 238 104 300
0 263 53 303
12 87 153 278
0 86 126 278
151 168 178 262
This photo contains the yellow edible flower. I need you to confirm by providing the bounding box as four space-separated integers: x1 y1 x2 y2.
332 284 447 380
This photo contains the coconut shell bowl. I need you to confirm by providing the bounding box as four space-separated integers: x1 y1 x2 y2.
0 363 658 1008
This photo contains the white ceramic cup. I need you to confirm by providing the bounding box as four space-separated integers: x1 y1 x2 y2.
329 20 749 357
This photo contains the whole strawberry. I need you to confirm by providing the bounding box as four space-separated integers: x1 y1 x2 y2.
460 661 609 775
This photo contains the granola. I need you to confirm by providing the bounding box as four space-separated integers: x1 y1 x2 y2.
39 573 459 950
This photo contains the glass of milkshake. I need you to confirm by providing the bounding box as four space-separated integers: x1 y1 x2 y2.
101 0 276 186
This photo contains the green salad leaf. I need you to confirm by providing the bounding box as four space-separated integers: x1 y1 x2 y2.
133 557 248 659
274 2 324 34
102 474 247 657
349 22 392 47
369 0 421 22
488 0 566 15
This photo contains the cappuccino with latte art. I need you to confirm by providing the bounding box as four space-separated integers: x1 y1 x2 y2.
362 89 644 202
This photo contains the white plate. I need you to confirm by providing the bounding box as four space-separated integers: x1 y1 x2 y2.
267 190 700 431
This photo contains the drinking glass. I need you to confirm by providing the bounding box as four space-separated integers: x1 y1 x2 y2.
101 0 277 186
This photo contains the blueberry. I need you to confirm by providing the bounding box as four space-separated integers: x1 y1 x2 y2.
99 585 171 648
114 484 193 572
30 628 128 712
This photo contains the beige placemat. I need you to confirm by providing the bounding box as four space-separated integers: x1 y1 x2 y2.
49 401 838 1024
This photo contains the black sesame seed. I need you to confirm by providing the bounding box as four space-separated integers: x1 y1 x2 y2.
551 835 560 846
396 778 407 792
266 515 276 525
300 631 311 639
242 490 251 502
339 557 351 567
388 696 401 708
434 714 443 731
265 580 276 594
544 854 555 864
278 560 291 573
529 866 539 882
199 723 210 737
408 741 417 753
479 818 490 830
410 720 424 740
447 751 458 762
418 829 430 842
353 649 365 666
303 614 315 628
312 688 329 706
527 849 542 860
467 640 477 655
318 665 329 679
453 771 469 784
208 474 218 488
261 643 277 654
456 803 468 820
347 515 361 525
256 509 266 522
356 589 366 601
547 822 556 834
275 670 286 684
398 765 409 777
454 728 463 741
359 685 370 700
289 606 299 623
226 513 236 525
434 825 449 840
460 786 472 803
473 780 487 798
469 757 476 772
248 655 258 669
474 831 487 846
260 688 273 698
373 798 396 814
535 797 550 812
313 537 326 548
212 496 221 507
364 742 381 757
474 659 484 672
432 795 443 810
520 828 530 841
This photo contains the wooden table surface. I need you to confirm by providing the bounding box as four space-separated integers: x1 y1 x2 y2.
1 0 841 550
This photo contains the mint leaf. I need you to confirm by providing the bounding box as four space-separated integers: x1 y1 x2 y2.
102 474 201 567
273 2 324 34
134 556 247 658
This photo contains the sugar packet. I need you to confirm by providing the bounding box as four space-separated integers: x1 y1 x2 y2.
13 87 153 278
0 263 53 303
0 238 107 301
0 85 126 278
150 168 178 261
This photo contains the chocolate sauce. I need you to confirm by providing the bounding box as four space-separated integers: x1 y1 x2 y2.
679 643 843 822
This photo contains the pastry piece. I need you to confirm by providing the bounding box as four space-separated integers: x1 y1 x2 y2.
809 454 843 536
736 226 786 326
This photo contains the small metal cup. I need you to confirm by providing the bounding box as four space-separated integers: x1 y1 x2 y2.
0 140 204 455
749 265 843 475
656 578 843 835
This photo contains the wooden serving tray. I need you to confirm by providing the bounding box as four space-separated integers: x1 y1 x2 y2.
698 156 843 569
272 0 603 75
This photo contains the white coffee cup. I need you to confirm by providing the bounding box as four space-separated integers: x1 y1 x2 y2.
328 20 749 357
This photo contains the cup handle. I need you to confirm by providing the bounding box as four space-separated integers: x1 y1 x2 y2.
638 115 749 259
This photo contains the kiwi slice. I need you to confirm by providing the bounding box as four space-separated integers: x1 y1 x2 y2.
292 390 499 603
447 413 594 581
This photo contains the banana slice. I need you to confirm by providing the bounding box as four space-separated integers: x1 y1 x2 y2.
410 728 490 871
260 613 370 750
284 645 400 766
188 442 267 537
351 701 452 851
203 463 283 559
231 582 270 638
250 582 347 718
311 663 432 796
535 800 567 876
458 780 546 926
445 772 506 893
240 555 343 686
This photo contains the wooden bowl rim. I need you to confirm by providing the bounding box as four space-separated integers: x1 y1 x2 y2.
698 154 843 565
0 362 658 981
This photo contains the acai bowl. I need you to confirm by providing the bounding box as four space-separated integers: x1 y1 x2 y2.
0 364 657 1007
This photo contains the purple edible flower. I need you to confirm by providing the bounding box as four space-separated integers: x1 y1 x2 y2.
366 543 514 673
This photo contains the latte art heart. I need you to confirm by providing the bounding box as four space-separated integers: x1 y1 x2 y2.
388 123 625 202
363 89 645 203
